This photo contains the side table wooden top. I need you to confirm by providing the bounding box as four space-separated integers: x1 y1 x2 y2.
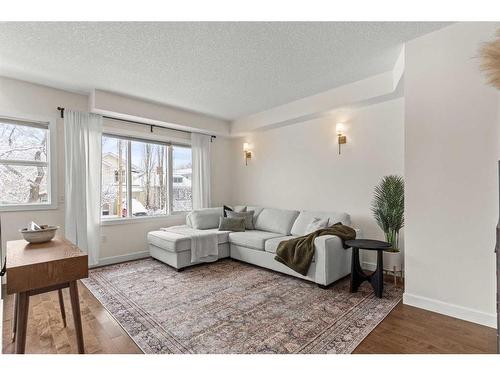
7 238 86 268
6 238 88 294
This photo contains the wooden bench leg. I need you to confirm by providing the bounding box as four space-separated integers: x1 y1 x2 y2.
15 292 29 354
69 281 85 354
58 289 67 327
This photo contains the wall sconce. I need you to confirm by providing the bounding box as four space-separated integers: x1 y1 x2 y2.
243 142 252 166
336 123 347 155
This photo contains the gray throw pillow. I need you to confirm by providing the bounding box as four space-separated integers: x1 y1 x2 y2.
226 210 255 230
218 217 246 232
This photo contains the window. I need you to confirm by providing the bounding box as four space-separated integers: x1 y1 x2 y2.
101 135 192 219
0 116 56 210
172 145 192 212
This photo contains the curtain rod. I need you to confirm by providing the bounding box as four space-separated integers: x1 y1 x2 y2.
56 107 216 140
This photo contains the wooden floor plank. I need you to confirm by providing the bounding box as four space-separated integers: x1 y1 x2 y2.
2 280 496 354
354 303 496 354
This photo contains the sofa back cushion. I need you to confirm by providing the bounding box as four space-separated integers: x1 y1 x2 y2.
290 210 351 236
186 207 223 229
244 205 263 226
254 208 300 235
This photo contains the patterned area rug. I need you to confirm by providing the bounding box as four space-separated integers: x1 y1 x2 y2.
82 258 402 354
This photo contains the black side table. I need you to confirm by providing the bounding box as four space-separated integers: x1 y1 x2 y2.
345 239 392 298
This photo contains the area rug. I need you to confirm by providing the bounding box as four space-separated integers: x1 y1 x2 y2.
82 258 402 354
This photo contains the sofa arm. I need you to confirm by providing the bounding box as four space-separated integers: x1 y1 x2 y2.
313 229 360 286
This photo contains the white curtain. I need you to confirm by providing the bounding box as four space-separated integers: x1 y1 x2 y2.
191 133 212 209
64 110 103 266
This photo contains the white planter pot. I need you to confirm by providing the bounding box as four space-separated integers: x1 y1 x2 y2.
383 250 402 272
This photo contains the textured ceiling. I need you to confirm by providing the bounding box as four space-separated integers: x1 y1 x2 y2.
0 22 449 120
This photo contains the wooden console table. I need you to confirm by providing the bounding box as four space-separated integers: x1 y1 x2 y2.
6 239 88 354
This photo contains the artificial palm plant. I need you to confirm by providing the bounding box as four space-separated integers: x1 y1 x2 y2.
479 28 500 90
371 175 404 251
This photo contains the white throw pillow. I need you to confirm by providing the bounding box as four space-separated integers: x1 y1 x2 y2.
305 217 329 234
188 208 224 229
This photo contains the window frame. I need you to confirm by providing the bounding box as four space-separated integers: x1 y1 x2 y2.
0 113 58 212
100 133 192 223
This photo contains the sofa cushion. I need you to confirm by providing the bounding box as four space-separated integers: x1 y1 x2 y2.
264 235 297 254
148 226 229 253
228 230 283 250
226 210 255 230
254 208 300 235
245 206 264 226
290 210 351 236
186 207 223 229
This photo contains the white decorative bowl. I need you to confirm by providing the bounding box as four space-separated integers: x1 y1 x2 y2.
20 225 60 244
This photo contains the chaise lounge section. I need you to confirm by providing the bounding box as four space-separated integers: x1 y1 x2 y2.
147 206 358 287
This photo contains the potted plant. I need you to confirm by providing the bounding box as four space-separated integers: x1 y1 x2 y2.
371 175 404 275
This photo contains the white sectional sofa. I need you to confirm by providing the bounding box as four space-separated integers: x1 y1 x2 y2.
147 206 357 287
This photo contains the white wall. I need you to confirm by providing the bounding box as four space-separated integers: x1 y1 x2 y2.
404 22 500 327
211 136 233 207
229 98 405 266
99 216 185 262
0 77 232 266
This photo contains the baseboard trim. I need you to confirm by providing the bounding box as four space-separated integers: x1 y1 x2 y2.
403 292 497 328
94 251 150 268
361 261 377 271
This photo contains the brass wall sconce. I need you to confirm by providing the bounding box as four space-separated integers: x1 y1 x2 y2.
336 123 347 155
243 142 252 166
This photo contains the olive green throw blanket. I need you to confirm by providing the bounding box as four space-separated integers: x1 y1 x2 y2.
274 223 356 276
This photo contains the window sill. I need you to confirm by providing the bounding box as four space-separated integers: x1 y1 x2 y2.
0 202 58 212
101 212 187 226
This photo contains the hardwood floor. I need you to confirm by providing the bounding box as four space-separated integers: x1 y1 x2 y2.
353 302 496 353
2 280 496 354
2 281 141 354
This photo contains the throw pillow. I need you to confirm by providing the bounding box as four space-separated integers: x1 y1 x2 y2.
218 217 246 232
223 205 247 217
188 208 224 229
223 205 233 217
305 217 329 234
226 210 255 230
233 205 247 213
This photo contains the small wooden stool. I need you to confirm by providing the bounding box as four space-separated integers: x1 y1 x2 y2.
6 239 88 354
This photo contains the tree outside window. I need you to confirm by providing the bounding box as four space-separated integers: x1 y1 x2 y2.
0 119 51 207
